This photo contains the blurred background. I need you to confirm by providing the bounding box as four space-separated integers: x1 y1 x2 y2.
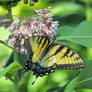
0 0 92 92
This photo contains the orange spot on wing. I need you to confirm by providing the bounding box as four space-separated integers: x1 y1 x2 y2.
33 64 36 67
53 65 56 68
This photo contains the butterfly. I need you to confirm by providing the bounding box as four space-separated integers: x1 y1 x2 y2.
24 36 85 78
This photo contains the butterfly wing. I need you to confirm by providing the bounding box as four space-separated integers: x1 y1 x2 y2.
39 43 85 69
24 36 85 77
25 36 53 62
25 36 85 70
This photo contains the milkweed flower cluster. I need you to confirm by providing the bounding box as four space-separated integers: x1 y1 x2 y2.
7 7 58 53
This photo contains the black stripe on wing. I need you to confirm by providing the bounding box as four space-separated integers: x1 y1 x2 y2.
63 48 71 57
54 45 65 55
70 52 75 57
57 63 85 69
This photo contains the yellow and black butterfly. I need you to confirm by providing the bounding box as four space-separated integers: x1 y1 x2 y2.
24 36 85 77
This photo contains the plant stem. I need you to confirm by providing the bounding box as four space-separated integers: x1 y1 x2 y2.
13 50 19 92
14 49 20 62
7 2 13 22
14 79 18 92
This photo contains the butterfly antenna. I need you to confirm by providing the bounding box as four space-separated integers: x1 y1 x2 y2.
32 76 38 85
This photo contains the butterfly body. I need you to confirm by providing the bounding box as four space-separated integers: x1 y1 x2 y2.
24 58 56 77
24 36 85 77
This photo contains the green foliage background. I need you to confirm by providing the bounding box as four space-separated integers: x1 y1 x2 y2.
0 0 92 92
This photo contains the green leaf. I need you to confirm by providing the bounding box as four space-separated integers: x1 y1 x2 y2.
56 21 92 48
76 89 92 92
0 0 14 1
18 52 28 66
0 26 10 42
18 73 31 92
0 61 22 78
51 2 84 16
56 26 73 37
77 60 92 89
4 51 14 68
62 72 79 92
46 72 79 92
46 87 61 92
81 0 92 4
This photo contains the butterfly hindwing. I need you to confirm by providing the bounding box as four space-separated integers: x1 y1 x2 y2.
39 43 85 69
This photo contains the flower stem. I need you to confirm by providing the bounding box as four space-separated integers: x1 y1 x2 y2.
7 2 13 22
13 50 19 92
14 79 18 92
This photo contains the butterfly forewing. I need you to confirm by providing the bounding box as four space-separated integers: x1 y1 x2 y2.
40 44 85 69
25 36 52 63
